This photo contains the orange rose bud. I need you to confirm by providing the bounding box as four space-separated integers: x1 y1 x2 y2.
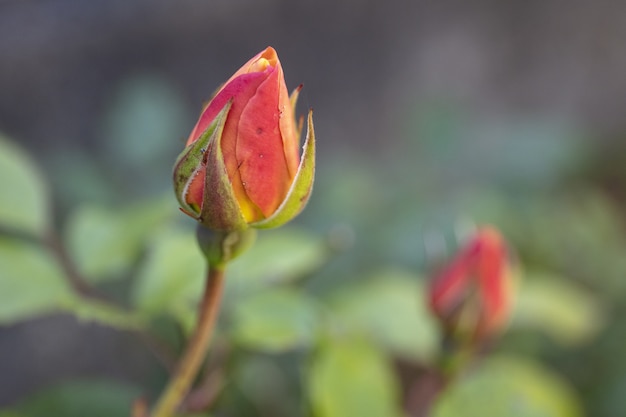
173 47 315 231
428 227 515 343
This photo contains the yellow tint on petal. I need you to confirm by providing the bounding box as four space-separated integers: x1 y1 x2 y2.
208 47 279 105
249 57 271 73
238 198 263 223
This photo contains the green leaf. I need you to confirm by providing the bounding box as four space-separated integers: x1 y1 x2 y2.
61 297 145 330
0 238 73 324
0 411 24 417
132 227 205 329
432 356 583 417
227 227 327 294
512 273 605 346
133 226 326 332
0 134 49 236
308 339 402 417
234 356 298 416
64 196 176 283
326 268 439 362
15 379 142 417
102 74 191 171
230 289 320 352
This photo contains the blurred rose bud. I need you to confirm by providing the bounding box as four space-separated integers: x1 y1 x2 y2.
428 227 515 343
173 47 315 231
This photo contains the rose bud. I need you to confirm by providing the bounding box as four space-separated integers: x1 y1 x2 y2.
173 47 315 231
428 227 515 343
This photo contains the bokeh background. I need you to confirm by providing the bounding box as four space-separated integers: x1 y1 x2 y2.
2 1 626 416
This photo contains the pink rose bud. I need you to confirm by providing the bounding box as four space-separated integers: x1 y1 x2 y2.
428 227 515 343
173 47 315 231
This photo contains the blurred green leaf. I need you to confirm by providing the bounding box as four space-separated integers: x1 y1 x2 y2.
230 289 320 352
226 228 328 296
234 356 297 415
0 411 24 417
101 73 192 197
326 268 439 362
308 339 402 417
102 74 190 168
61 297 145 330
0 236 143 329
64 196 176 283
132 227 204 330
591 371 626 417
15 379 142 417
0 238 73 323
499 192 626 297
432 356 583 417
512 273 605 346
310 155 387 229
0 135 49 236
47 148 118 208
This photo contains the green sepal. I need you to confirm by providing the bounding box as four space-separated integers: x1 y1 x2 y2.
252 110 316 229
172 106 227 218
200 101 249 231
196 225 257 269
173 101 248 231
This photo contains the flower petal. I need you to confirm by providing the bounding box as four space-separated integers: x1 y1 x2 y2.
236 65 292 219
428 250 473 318
186 71 268 146
279 75 301 178
252 110 316 229
475 229 512 336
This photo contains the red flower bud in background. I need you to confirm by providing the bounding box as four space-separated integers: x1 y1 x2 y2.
428 227 515 343
173 47 315 231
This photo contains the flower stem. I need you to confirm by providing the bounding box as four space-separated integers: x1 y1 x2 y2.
150 266 226 417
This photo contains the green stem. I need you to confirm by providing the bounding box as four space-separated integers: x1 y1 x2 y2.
151 266 226 417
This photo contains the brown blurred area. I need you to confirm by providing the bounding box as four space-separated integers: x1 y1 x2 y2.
2 0 626 155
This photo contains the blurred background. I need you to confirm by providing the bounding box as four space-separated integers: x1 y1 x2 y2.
2 0 626 416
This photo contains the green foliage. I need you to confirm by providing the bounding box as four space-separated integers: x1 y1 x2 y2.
12 380 142 417
513 272 605 346
325 268 439 362
0 236 147 330
2 78 624 417
0 238 72 323
63 297 144 330
308 339 403 417
65 197 176 283
231 289 320 352
226 228 329 294
101 74 191 168
432 356 583 417
233 355 301 416
100 74 192 200
467 190 626 298
0 135 49 237
132 227 205 330
132 226 329 335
